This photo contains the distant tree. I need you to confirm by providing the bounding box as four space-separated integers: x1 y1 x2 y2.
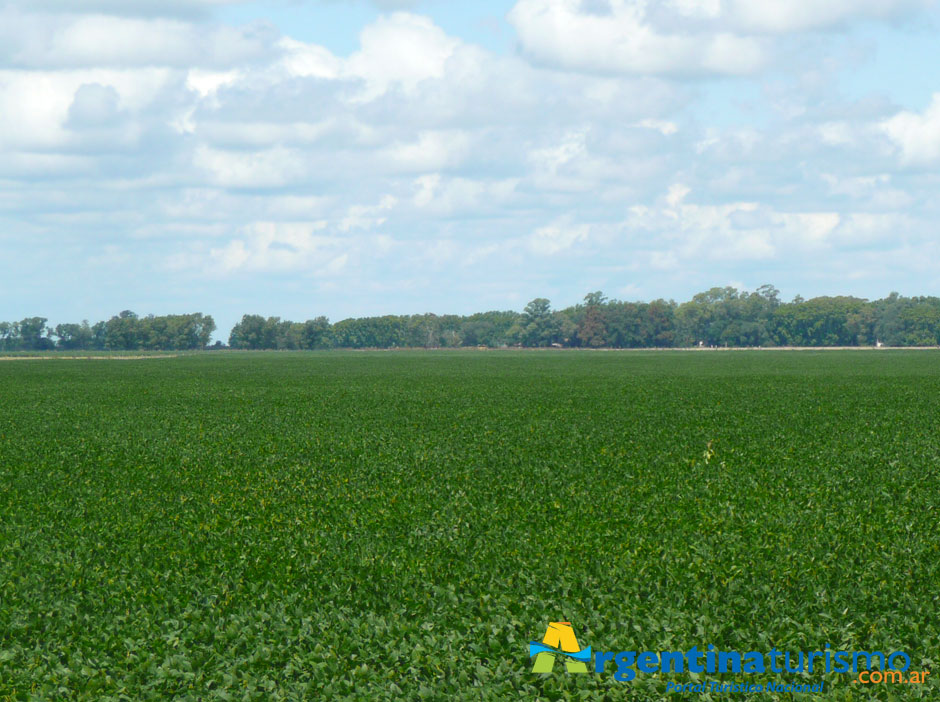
173 313 216 349
577 292 608 348
19 317 53 351
271 320 303 350
604 302 644 347
0 321 12 351
55 321 93 350
8 285 940 353
774 297 867 346
91 321 108 350
229 315 268 349
521 298 558 347
405 314 440 348
301 317 332 349
459 311 519 347
104 311 141 350
845 307 877 346
644 300 676 347
459 319 491 347
332 316 405 348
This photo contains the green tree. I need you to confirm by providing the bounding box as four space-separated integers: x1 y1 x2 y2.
55 321 93 350
19 317 54 351
301 317 332 349
229 315 268 349
521 298 558 347
577 292 609 347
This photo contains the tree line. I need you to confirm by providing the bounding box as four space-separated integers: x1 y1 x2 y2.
4 287 940 352
0 312 216 351
227 286 940 349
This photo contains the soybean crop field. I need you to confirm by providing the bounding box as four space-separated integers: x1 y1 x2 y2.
1 351 938 701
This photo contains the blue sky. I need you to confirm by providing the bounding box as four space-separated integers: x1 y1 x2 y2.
2 0 940 339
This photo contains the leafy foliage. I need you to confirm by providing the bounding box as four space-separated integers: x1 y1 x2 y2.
5 288 940 351
1 352 938 700
0 313 215 352
225 289 940 349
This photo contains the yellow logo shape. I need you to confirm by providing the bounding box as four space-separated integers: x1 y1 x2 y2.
531 622 590 673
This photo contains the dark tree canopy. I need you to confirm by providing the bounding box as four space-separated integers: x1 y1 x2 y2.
0 313 215 352
5 287 940 351
224 288 940 350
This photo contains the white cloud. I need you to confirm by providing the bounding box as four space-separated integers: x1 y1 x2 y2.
411 174 519 214
381 130 472 172
723 0 929 33
186 68 242 96
626 186 843 265
0 67 171 150
277 37 342 80
833 212 916 246
528 219 590 255
24 0 246 16
528 129 588 173
67 83 121 126
340 195 398 231
666 183 690 207
196 120 335 147
0 70 78 149
192 145 308 188
346 13 460 100
819 173 913 208
817 121 857 147
508 0 765 76
881 93 940 166
207 221 333 274
174 214 397 279
0 151 94 177
3 0 938 326
635 118 678 136
413 174 441 208
1 11 273 68
507 0 930 78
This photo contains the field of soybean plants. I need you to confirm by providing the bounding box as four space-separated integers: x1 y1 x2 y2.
1 351 938 701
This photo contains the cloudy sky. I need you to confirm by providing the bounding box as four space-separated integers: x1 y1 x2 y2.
3 0 940 336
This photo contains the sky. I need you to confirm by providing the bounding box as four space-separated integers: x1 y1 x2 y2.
3 0 940 338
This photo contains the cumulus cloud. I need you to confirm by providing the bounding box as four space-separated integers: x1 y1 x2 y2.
722 0 930 33
277 38 342 80
881 93 940 166
2 0 938 330
206 221 334 274
193 145 309 188
508 0 765 76
528 219 591 255
412 174 518 214
340 195 398 231
22 0 248 17
381 130 472 172
0 67 173 152
507 0 931 77
67 83 122 126
624 185 844 266
346 13 460 99
275 12 465 98
0 11 275 68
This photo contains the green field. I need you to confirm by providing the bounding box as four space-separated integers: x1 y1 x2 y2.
1 352 938 700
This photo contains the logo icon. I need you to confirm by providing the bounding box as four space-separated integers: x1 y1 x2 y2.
529 622 592 673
